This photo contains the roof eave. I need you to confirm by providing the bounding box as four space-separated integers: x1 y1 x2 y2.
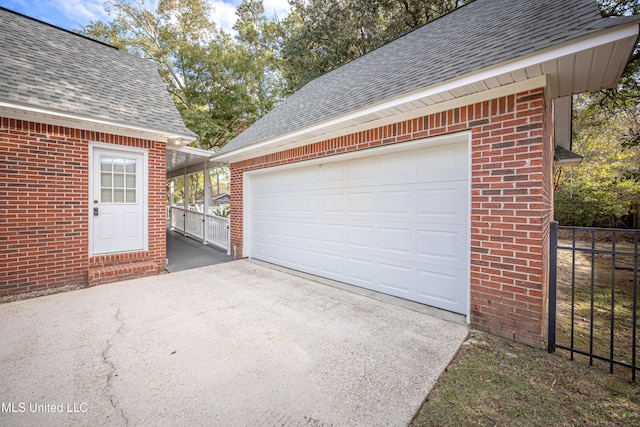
213 22 639 165
0 101 197 145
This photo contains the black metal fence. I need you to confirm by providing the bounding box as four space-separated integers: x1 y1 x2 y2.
548 221 639 382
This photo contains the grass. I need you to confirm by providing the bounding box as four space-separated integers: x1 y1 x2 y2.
413 231 639 426
411 330 640 426
555 233 638 377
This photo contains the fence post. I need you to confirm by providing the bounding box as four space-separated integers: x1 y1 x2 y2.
548 221 558 353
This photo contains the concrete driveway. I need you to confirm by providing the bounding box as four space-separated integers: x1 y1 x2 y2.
0 260 468 426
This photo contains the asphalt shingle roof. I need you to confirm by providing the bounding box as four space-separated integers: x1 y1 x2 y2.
0 7 196 139
218 0 632 155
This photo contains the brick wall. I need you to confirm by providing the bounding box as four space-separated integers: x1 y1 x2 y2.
230 88 552 346
0 117 166 295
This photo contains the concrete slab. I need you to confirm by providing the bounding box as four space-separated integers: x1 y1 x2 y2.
0 260 468 426
165 229 234 272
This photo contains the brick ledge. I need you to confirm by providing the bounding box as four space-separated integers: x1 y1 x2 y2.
88 261 158 286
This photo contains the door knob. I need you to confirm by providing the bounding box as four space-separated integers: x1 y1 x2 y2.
93 207 99 216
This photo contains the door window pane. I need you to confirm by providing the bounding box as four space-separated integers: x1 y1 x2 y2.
101 172 111 187
101 189 112 203
100 155 137 204
114 189 125 203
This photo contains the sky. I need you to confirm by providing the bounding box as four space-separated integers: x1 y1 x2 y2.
0 0 290 34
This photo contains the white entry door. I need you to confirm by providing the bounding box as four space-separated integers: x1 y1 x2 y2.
90 144 147 255
246 135 470 315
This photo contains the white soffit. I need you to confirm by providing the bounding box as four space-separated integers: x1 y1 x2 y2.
166 145 220 176
213 23 639 164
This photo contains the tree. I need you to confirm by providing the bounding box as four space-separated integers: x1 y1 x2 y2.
279 0 467 93
554 94 640 227
233 0 286 118
81 0 281 150
554 0 640 227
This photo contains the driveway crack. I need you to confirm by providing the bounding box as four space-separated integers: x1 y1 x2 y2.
102 301 129 426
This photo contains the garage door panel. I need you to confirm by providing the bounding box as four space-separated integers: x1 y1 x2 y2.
281 246 298 264
282 195 298 213
321 253 343 276
248 138 469 315
417 143 467 178
300 194 321 213
416 228 465 265
322 162 345 182
378 227 411 254
346 225 375 249
379 191 412 215
347 191 375 214
416 268 466 312
378 152 416 178
282 221 298 238
266 220 281 237
378 263 413 293
299 249 320 271
346 257 375 286
299 222 320 240
321 224 343 244
253 241 267 258
347 158 375 183
417 187 464 216
323 193 344 214
265 243 280 259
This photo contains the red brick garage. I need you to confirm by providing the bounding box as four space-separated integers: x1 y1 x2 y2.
211 0 639 346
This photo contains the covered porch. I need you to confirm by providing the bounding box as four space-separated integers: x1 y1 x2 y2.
165 145 232 269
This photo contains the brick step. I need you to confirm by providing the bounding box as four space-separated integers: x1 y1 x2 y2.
88 261 158 286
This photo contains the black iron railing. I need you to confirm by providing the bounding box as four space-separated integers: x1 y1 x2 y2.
548 221 639 382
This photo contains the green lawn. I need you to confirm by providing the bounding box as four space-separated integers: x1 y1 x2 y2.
411 330 639 426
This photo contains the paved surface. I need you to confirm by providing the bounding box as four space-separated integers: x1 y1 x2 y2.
0 260 468 426
166 229 234 272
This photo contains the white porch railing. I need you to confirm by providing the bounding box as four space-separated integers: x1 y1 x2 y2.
185 209 204 238
170 206 185 232
205 214 230 251
168 206 229 252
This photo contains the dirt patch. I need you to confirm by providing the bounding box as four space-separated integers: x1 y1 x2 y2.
412 330 640 426
0 283 88 304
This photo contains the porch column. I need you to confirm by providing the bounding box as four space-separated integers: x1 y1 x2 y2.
169 180 174 230
183 166 188 237
203 161 210 244
169 180 174 207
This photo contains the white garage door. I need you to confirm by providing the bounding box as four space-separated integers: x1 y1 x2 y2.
246 136 469 314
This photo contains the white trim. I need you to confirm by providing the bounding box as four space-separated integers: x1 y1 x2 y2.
168 145 214 157
88 141 149 257
214 23 638 163
0 102 196 144
465 132 472 324
244 131 471 176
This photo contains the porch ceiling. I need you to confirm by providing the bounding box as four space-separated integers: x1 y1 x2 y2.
166 146 226 177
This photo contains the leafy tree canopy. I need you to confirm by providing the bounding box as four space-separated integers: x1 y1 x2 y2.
279 0 467 93
82 0 284 150
553 0 640 227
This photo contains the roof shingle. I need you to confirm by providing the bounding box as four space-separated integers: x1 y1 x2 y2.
218 0 631 155
0 7 196 139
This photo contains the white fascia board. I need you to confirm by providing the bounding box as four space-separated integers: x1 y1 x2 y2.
0 101 197 144
215 75 548 163
213 23 638 163
169 145 214 158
